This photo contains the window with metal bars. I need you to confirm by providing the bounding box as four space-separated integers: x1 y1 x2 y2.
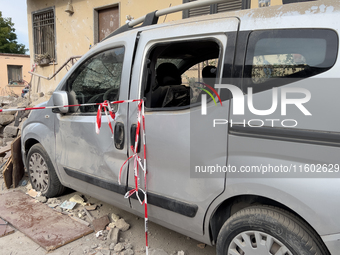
32 7 56 64
182 0 250 18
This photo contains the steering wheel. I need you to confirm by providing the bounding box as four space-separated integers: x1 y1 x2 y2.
103 87 119 102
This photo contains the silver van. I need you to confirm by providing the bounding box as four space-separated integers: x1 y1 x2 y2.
22 0 340 254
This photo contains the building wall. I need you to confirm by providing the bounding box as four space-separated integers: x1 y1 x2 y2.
251 0 283 8
27 0 182 93
27 0 285 94
0 54 31 97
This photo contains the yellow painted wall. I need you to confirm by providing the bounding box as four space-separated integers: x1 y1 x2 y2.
251 0 283 8
27 0 182 93
27 0 285 93
0 54 31 97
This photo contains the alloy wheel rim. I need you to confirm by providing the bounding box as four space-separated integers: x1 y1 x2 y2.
29 152 49 192
228 230 293 255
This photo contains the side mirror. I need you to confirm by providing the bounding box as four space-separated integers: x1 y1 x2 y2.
52 91 69 114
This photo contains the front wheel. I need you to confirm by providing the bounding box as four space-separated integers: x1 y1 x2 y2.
216 206 329 255
27 143 65 198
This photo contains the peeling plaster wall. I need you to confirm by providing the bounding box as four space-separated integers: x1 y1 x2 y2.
26 0 182 93
0 54 31 96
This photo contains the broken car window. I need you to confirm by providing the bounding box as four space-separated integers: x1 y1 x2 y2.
66 47 125 113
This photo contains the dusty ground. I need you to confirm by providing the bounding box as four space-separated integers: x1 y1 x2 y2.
0 175 216 255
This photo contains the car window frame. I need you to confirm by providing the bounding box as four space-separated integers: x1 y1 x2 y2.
242 28 339 94
62 46 126 115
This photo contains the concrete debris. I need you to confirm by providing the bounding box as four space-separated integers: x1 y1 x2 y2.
3 125 19 138
55 207 63 213
177 251 185 255
85 204 97 211
69 194 86 205
27 189 38 198
110 212 120 222
109 242 116 250
26 183 32 190
83 208 94 222
110 218 130 232
78 211 86 218
36 196 47 203
124 243 132 250
0 115 15 126
47 197 62 204
108 227 120 245
114 242 125 252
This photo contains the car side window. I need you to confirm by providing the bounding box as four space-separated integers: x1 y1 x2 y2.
66 47 125 113
243 29 338 92
143 40 221 109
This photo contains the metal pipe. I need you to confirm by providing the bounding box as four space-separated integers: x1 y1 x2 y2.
28 55 82 80
128 0 229 27
28 72 50 80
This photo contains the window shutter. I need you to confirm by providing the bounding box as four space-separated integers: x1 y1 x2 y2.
216 1 243 13
184 0 211 18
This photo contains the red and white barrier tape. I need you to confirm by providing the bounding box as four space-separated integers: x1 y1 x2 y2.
1 98 149 254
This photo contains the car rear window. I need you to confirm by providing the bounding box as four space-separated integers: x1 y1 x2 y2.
243 29 338 91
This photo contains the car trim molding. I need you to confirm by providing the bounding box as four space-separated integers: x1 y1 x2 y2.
63 167 198 217
229 125 340 147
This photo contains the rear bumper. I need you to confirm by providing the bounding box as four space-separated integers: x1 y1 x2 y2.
322 233 340 255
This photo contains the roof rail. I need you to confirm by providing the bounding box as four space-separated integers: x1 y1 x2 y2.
103 0 229 41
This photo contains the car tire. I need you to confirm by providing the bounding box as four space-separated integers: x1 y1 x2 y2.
27 143 65 198
216 205 329 255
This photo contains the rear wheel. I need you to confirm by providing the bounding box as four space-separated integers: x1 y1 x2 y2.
216 206 329 255
27 143 65 198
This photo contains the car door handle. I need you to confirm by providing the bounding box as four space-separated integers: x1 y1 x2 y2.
114 122 125 150
130 124 141 153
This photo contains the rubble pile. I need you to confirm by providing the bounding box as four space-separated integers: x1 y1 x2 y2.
0 93 53 164
0 97 30 148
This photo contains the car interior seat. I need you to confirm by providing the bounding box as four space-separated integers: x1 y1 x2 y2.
151 63 189 108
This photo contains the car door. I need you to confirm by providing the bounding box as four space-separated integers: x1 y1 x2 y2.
127 18 239 237
54 39 135 208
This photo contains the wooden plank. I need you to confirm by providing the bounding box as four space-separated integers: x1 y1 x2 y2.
2 156 13 189
4 151 11 160
0 191 93 251
12 136 24 188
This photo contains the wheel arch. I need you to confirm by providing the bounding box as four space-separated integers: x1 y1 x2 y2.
208 194 324 248
24 138 40 154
